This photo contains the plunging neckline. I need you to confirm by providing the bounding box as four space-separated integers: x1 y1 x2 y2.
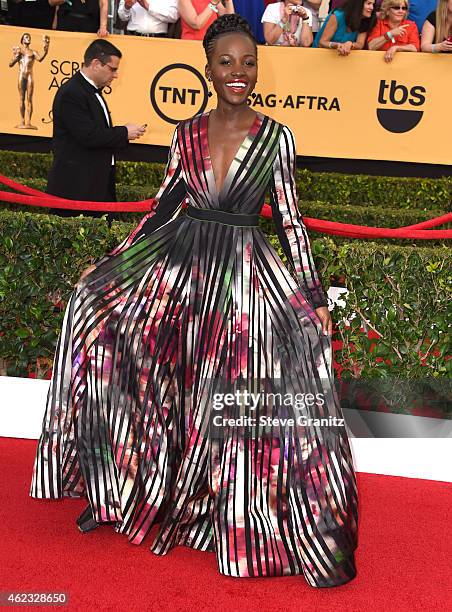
204 110 261 197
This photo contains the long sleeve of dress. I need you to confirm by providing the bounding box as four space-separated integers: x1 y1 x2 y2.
269 125 328 309
111 126 186 254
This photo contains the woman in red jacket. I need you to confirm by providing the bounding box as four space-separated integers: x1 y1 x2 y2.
179 0 235 40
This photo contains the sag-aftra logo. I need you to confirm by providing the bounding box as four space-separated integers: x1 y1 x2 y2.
376 79 426 133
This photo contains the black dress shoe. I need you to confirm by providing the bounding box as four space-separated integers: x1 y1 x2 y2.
76 505 98 533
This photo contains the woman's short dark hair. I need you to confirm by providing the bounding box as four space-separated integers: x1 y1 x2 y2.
83 40 122 67
342 0 377 33
203 14 256 61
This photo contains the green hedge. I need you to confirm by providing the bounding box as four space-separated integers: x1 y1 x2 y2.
0 212 122 377
296 169 452 211
0 151 51 179
1 150 451 210
317 240 451 381
0 211 450 391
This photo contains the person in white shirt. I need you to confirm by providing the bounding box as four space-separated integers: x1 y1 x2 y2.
303 0 322 39
262 0 313 46
117 0 179 37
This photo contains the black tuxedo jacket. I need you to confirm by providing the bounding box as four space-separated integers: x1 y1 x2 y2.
47 71 128 202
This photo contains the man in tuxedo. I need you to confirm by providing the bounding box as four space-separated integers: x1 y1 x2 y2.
47 39 146 216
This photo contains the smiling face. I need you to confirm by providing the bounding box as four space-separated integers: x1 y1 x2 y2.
388 1 408 23
362 0 375 18
205 32 257 108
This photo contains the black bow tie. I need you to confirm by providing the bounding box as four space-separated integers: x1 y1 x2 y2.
87 81 103 95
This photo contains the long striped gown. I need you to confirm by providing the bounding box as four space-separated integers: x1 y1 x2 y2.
31 112 358 587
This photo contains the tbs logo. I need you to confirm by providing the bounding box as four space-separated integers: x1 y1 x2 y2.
377 80 426 133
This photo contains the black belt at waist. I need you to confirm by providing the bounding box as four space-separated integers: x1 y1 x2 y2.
185 205 260 227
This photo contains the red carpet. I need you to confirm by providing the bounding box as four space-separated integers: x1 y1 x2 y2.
0 438 450 611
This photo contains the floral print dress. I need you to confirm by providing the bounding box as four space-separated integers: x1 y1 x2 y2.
31 112 358 587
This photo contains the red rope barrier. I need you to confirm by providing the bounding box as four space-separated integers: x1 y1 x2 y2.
303 218 451 240
0 174 451 240
0 174 58 198
259 204 452 240
401 213 452 230
0 189 153 212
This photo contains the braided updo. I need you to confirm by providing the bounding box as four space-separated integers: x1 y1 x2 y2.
203 14 257 61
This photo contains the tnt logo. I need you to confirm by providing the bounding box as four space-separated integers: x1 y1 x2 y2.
150 63 209 125
376 80 426 133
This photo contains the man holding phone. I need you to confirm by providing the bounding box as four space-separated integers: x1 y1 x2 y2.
47 39 146 216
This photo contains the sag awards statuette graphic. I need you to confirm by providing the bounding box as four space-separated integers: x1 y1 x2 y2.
8 32 50 130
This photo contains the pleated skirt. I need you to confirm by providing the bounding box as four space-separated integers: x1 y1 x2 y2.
31 214 358 586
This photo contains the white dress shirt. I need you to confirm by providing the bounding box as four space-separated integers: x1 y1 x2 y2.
118 0 179 35
80 70 115 165
303 1 320 33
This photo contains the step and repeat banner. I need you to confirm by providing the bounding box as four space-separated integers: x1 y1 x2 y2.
1 25 451 164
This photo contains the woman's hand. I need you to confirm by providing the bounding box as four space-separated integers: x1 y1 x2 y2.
283 3 292 18
218 0 234 16
390 24 408 38
217 1 227 16
77 264 97 286
292 5 309 19
97 25 109 37
315 306 332 336
437 39 452 52
384 45 398 62
337 40 353 56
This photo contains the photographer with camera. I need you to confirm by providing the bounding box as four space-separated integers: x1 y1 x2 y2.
262 0 313 47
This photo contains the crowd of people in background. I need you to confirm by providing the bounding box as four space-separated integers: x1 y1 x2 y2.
1 0 452 61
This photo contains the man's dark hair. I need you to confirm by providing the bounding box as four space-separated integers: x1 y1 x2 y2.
83 40 122 67
203 14 256 61
342 0 377 33
20 32 31 44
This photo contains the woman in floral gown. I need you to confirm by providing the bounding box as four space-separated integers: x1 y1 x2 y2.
31 15 358 587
